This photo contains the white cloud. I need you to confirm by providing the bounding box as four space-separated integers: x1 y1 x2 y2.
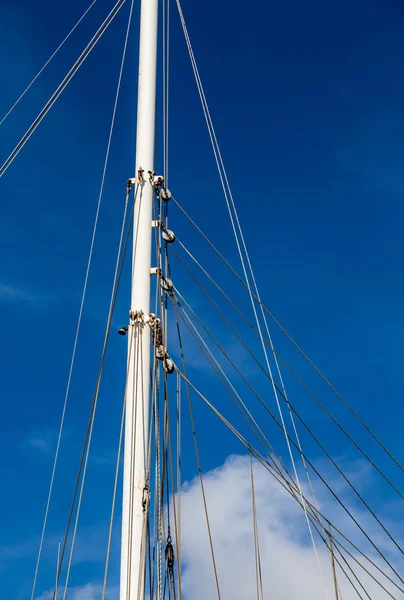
35 583 118 600
28 454 403 600
178 454 403 599
0 283 38 303
21 428 58 455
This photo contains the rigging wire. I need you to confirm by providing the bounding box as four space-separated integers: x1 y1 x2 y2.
165 398 182 600
0 0 128 178
167 4 404 559
172 289 295 487
161 355 182 599
171 10 382 592
172 360 403 597
170 239 404 502
176 372 182 567
171 245 366 580
173 304 222 599
52 182 137 600
162 0 170 185
331 537 400 599
173 292 367 600
170 303 401 598
311 523 369 600
329 525 340 600
102 303 136 600
62 182 136 600
171 197 404 476
155 191 182 599
29 18 133 587
250 453 264 600
0 0 98 126
154 193 166 600
170 295 404 584
173 6 327 581
171 290 307 520
100 3 138 588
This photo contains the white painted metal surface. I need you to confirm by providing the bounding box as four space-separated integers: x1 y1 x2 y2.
120 0 159 596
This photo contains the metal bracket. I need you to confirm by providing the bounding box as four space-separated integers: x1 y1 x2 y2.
126 177 136 193
159 187 171 201
151 220 161 228
129 309 144 324
142 485 150 512
162 228 175 243
160 275 173 292
153 174 164 187
150 267 160 276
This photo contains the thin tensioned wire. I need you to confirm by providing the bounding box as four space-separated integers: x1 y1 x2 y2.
171 238 404 501
172 196 404 475
170 325 401 598
329 524 340 600
162 0 170 185
166 393 182 599
0 0 98 126
171 296 404 584
174 4 328 590
171 244 404 575
171 301 381 599
154 194 166 600
29 7 132 593
173 363 404 595
102 304 136 600
173 289 292 480
62 183 136 600
176 372 181 566
170 290 304 505
173 303 221 599
250 453 264 600
52 182 137 600
0 0 128 178
156 203 182 600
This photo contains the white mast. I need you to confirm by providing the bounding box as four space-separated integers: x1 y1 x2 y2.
120 0 159 597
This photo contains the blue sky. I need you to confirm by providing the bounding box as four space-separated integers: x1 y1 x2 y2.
1 0 404 598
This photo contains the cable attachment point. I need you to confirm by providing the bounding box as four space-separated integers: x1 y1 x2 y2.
149 313 162 347
163 357 175 374
152 173 165 192
159 187 172 201
148 314 175 374
165 528 175 574
129 310 144 324
153 173 164 187
126 177 136 193
142 485 150 512
162 227 175 243
155 344 166 360
160 275 173 293
137 167 145 181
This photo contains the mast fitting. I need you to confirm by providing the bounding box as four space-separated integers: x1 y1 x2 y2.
142 484 150 512
160 274 173 292
159 187 171 201
129 309 145 323
148 313 175 374
126 177 136 192
162 227 175 243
